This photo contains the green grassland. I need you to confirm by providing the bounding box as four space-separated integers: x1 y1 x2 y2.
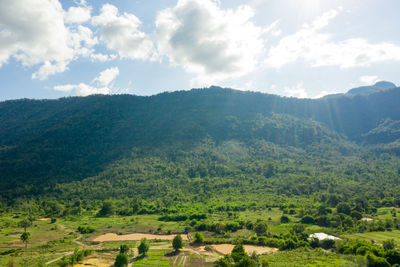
344 230 400 246
1 206 399 266
261 248 366 267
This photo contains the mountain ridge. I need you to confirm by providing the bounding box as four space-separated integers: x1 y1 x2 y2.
1 84 400 199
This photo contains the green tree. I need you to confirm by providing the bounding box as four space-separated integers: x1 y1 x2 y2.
383 239 395 251
236 256 257 267
231 244 246 263
350 210 363 220
213 257 231 267
18 219 31 232
254 221 268 236
336 202 351 215
366 253 390 267
194 232 205 243
280 215 290 223
114 253 129 267
120 244 129 254
20 232 30 249
97 200 115 217
301 215 315 224
138 238 150 256
172 235 183 251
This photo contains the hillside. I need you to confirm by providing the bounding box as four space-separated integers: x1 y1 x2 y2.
2 85 400 267
1 84 400 203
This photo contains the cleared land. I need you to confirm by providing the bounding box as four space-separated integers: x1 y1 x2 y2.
210 244 278 255
92 233 189 242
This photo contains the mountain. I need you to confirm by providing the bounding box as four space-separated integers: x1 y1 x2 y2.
346 81 396 96
1 84 400 200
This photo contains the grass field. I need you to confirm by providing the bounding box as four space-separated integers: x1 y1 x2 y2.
1 207 398 266
344 230 400 246
261 247 366 267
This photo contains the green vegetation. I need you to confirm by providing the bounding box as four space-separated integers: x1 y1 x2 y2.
1 87 400 265
115 253 129 267
138 238 150 256
172 235 183 251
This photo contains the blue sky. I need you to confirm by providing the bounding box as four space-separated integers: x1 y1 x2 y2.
1 0 400 100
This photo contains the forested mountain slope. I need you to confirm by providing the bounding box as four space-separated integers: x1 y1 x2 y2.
1 83 400 202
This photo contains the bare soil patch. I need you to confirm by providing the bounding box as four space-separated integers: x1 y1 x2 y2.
361 217 374 221
37 218 51 221
92 232 189 242
210 244 278 255
74 257 114 267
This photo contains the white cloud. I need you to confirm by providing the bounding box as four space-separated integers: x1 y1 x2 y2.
54 83 110 96
360 75 379 85
90 53 117 62
265 8 400 69
156 0 264 83
92 4 155 60
0 0 97 80
54 67 119 96
93 67 119 87
263 20 281 37
284 82 308 98
65 6 92 24
312 90 331 99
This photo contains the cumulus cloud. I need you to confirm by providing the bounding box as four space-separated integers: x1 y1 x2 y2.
156 0 264 83
54 67 119 96
92 4 155 60
0 0 98 80
90 53 117 62
284 82 308 98
265 8 400 69
360 75 379 85
93 67 119 87
65 5 92 24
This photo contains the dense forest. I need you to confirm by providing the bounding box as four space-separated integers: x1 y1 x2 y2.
1 81 400 204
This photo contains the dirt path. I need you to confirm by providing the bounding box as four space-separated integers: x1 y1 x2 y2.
44 233 86 265
73 234 86 247
92 232 189 242
45 251 73 265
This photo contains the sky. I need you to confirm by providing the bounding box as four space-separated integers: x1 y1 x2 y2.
1 0 400 101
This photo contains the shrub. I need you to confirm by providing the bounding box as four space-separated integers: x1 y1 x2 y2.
138 238 149 255
355 246 370 256
366 253 390 267
280 215 290 223
172 235 183 251
301 215 315 224
383 239 395 251
120 244 129 254
350 210 363 220
309 237 319 248
320 239 335 250
385 249 400 265
254 220 268 236
77 225 95 234
114 253 129 267
97 200 115 217
231 244 246 262
193 232 204 243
